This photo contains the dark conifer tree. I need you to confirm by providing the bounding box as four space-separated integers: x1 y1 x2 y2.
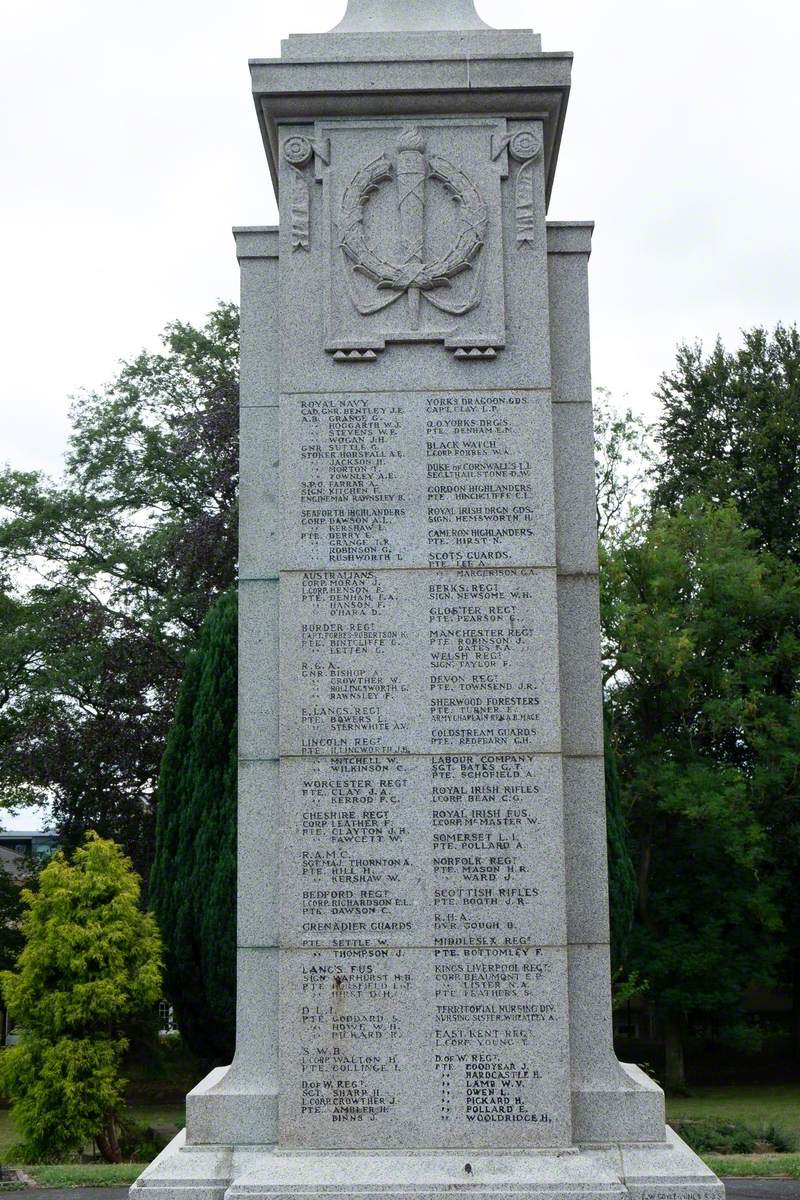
150 590 237 1061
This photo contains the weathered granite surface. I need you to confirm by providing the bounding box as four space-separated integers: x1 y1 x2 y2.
279 751 568 949
279 390 556 570
132 3 723 1200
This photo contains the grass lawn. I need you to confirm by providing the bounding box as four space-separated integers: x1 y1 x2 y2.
703 1153 800 1179
128 1104 185 1130
21 1162 145 1187
0 1103 184 1174
666 1084 800 1139
665 1086 800 1178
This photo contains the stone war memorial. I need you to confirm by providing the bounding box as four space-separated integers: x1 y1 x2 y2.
132 3 724 1200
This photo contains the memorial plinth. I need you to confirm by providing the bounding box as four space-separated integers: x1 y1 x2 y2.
132 3 724 1199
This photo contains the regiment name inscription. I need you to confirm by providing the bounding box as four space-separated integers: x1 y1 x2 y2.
279 386 568 1149
280 944 570 1148
281 391 554 570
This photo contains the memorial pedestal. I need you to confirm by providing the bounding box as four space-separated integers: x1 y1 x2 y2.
136 1088 721 1200
132 4 723 1199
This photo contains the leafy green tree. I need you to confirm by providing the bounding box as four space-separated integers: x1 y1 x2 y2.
0 305 239 870
602 500 793 1086
593 396 646 977
604 712 637 970
0 867 26 979
0 856 36 1044
0 834 162 1161
593 388 653 547
150 590 237 1062
651 325 800 1057
653 325 800 562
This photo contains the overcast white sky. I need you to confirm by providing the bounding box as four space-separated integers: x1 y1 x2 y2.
0 2 798 830
2 0 798 478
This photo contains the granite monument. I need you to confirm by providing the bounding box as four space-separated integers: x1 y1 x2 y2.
132 3 724 1198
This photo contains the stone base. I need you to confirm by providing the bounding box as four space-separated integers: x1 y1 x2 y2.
184 1067 278 1147
130 1127 723 1200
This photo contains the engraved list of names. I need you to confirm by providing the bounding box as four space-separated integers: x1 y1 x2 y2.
278 389 571 1149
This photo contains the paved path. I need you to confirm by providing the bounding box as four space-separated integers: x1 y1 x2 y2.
724 1181 800 1200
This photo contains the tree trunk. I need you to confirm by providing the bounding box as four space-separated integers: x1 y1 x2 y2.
96 1118 122 1164
664 1011 686 1091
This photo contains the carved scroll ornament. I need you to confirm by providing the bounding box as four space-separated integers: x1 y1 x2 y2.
283 135 330 251
492 128 543 245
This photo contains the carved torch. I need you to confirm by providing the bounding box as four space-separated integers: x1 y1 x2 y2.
396 126 426 327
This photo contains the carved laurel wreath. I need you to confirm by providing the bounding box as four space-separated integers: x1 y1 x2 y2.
339 152 488 298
